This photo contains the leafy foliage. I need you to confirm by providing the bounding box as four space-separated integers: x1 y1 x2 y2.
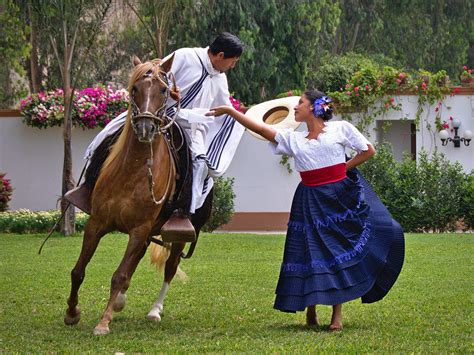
0 209 89 233
459 171 474 230
202 177 236 232
164 0 340 104
334 0 472 82
308 52 451 136
359 144 472 232
0 1 30 107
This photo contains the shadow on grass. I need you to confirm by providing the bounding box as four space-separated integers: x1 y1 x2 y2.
275 320 365 333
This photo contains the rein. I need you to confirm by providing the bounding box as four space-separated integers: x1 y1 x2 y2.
131 68 183 206
146 136 174 205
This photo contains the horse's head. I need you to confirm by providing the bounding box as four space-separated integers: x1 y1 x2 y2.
129 54 175 143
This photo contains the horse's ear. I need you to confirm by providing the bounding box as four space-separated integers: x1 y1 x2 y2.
132 55 142 67
160 53 175 73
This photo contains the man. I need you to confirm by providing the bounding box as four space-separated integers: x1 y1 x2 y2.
66 32 245 240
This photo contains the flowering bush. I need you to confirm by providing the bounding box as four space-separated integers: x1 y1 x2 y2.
359 145 473 232
0 173 13 212
276 89 303 98
229 95 246 112
459 65 473 84
75 86 129 129
20 85 129 129
0 209 89 233
20 89 65 129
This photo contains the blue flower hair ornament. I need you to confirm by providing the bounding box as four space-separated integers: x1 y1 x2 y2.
312 96 332 117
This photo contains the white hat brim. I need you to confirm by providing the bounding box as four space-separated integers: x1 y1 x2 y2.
245 96 301 140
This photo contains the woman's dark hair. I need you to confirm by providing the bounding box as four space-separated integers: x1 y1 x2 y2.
209 32 244 58
304 89 334 121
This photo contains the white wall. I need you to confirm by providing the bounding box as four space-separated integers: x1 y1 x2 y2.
371 94 474 166
0 117 99 210
1 93 473 212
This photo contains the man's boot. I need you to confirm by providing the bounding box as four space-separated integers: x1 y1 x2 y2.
161 210 196 243
64 184 92 214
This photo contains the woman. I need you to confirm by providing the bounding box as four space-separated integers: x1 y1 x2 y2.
206 90 404 331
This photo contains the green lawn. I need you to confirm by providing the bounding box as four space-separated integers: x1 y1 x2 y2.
0 232 472 352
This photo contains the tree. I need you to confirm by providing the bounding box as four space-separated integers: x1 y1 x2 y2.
333 0 472 81
125 0 177 58
167 0 339 103
30 0 112 235
0 0 30 108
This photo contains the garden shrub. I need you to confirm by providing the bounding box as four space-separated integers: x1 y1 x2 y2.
0 177 235 234
0 173 13 212
460 171 474 230
308 52 381 93
202 177 236 233
359 145 471 233
0 209 89 234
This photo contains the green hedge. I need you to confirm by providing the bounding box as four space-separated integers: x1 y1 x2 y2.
0 177 235 234
0 209 89 234
359 144 474 232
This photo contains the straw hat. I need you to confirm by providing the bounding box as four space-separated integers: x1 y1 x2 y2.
245 96 301 140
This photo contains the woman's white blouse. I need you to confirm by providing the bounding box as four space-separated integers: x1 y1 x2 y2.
270 121 371 172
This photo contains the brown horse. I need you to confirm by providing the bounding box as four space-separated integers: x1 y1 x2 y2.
64 55 212 335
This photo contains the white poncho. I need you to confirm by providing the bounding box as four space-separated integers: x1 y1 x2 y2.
85 47 245 212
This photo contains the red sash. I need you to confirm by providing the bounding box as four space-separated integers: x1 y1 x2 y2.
299 163 347 186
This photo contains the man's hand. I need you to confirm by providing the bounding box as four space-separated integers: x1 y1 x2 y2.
170 86 181 101
240 104 249 114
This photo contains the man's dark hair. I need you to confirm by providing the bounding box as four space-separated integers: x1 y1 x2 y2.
209 32 244 58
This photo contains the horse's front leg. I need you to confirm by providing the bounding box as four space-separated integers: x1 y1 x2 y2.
93 227 149 335
65 219 106 326
147 242 185 321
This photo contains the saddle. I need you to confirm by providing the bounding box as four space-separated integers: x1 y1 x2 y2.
64 123 195 241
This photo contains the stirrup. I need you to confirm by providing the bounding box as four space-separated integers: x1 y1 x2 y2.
161 213 196 243
64 184 92 214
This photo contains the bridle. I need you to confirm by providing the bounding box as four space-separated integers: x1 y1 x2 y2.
130 69 181 138
130 66 183 206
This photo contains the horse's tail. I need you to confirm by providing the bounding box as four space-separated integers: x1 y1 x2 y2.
149 237 188 282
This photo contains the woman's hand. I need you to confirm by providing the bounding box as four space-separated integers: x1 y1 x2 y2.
346 144 376 170
206 106 234 117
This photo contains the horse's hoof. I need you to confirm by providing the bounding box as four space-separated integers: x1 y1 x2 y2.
147 309 162 322
93 325 110 335
113 292 127 312
64 307 81 325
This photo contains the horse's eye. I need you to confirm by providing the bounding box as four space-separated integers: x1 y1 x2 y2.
161 87 167 94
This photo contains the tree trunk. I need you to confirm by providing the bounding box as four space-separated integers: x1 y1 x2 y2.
348 21 360 52
60 47 75 236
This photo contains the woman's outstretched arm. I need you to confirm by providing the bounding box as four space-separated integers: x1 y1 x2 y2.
206 106 278 143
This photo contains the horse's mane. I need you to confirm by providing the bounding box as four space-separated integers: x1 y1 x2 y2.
102 59 165 174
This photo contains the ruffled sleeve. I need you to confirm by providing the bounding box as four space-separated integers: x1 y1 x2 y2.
269 129 296 156
340 121 371 153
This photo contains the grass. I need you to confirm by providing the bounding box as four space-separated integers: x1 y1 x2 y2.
0 232 472 352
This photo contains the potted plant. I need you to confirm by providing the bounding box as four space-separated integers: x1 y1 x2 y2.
459 66 473 87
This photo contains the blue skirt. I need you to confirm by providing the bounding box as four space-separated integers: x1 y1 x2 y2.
274 169 404 312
